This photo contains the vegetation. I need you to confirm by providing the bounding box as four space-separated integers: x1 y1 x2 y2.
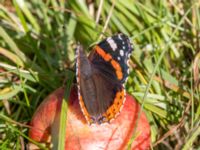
0 0 199 149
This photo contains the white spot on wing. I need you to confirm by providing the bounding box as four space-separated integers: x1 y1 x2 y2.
117 57 121 61
118 34 122 40
107 38 117 51
120 50 124 56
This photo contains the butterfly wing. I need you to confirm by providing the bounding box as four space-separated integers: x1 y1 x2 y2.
76 33 133 124
89 33 133 83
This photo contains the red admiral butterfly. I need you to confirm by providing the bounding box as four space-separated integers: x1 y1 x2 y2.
76 33 133 124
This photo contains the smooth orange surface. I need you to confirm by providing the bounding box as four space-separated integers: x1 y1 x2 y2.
29 87 150 150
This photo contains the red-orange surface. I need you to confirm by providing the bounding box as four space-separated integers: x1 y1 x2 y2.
29 87 150 150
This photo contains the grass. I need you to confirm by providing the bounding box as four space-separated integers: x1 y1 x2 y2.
0 0 200 149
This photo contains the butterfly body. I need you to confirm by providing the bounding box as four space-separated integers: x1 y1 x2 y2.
76 33 133 124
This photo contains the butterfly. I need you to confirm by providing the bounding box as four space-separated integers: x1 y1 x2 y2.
76 33 133 124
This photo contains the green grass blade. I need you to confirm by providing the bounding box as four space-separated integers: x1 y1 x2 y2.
54 72 74 150
0 26 27 63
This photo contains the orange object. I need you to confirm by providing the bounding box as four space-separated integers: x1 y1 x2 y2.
28 87 150 150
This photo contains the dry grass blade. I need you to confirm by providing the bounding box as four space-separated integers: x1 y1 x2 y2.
99 0 116 39
193 51 200 88
95 0 104 24
0 47 24 67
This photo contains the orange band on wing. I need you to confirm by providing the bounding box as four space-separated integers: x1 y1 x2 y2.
111 60 121 70
116 71 123 80
95 46 123 80
103 90 125 121
95 46 106 58
104 54 112 61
